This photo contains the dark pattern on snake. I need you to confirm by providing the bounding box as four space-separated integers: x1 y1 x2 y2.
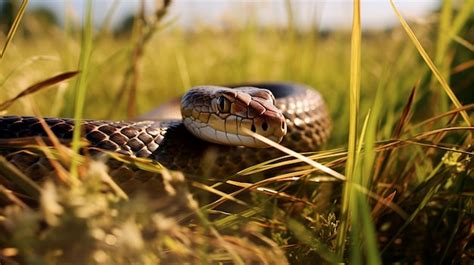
0 83 331 186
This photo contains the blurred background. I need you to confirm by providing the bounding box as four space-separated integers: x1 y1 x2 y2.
20 0 438 30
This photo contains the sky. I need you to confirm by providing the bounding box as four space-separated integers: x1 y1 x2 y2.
26 0 440 30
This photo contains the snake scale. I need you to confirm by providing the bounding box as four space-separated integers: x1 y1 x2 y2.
0 83 331 190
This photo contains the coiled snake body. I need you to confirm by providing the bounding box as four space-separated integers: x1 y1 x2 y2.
0 83 330 185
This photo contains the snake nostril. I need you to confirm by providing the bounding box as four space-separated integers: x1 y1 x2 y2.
262 122 268 131
251 123 256 132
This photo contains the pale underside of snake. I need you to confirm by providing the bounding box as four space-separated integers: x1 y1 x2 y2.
0 83 331 189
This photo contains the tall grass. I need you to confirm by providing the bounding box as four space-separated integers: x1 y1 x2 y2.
336 0 361 259
69 0 93 179
0 0 28 59
0 1 473 264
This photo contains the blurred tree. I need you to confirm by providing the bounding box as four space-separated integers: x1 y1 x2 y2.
28 7 58 26
23 7 59 36
0 0 17 31
115 14 135 36
1 2 59 37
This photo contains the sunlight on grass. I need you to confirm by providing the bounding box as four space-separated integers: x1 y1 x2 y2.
389 0 471 126
336 0 361 259
70 0 94 179
0 0 473 263
242 128 346 181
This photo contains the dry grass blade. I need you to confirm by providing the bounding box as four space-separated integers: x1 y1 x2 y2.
351 184 408 219
373 82 417 186
409 103 474 130
452 35 474 51
192 181 247 206
204 167 326 211
88 161 128 200
224 179 316 206
192 212 246 265
33 137 72 185
371 191 397 218
29 112 84 185
452 60 474 74
389 0 471 126
0 71 79 111
393 82 417 138
234 149 341 176
0 0 28 59
0 185 28 208
400 140 473 155
35 116 73 160
412 126 474 140
110 0 173 118
105 152 165 172
0 157 41 199
241 128 346 181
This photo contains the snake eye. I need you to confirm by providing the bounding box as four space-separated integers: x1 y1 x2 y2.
217 96 231 113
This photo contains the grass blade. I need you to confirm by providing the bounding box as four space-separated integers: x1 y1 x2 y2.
0 157 42 199
450 0 474 37
354 194 381 265
381 163 444 254
0 0 28 59
70 0 94 178
337 0 361 258
435 0 452 67
389 0 471 126
241 128 346 181
0 71 79 111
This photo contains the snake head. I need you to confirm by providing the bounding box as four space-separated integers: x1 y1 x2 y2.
181 86 287 148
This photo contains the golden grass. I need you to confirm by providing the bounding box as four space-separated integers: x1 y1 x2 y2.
0 1 473 264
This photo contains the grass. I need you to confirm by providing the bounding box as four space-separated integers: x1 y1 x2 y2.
0 1 473 264
336 0 361 259
0 0 28 59
69 0 93 179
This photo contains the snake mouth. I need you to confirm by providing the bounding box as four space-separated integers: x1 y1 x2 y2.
183 117 286 148
181 86 287 148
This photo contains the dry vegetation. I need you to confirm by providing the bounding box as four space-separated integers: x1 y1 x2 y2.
0 0 473 264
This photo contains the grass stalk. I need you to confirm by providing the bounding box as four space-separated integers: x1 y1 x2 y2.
450 0 474 37
69 0 94 178
435 0 452 67
389 0 471 126
0 1 472 263
336 0 361 258
433 0 452 113
0 0 28 59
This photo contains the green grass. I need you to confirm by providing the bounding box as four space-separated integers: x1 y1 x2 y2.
0 1 473 264
336 0 362 259
69 0 93 179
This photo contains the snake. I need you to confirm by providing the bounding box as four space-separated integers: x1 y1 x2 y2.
0 83 331 188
